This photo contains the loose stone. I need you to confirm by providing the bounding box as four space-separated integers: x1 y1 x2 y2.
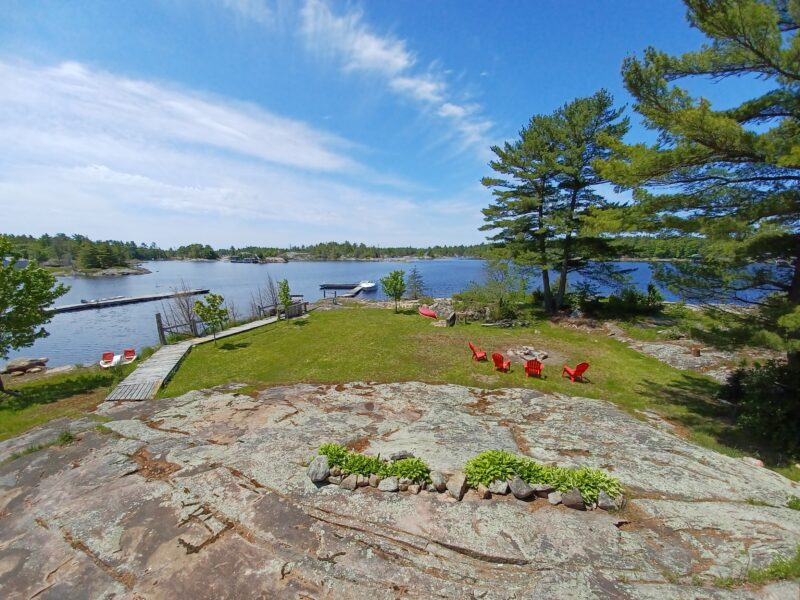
307 455 330 483
328 475 341 485
399 477 412 485
532 483 555 498
391 450 414 461
430 470 447 493
408 484 421 494
488 479 509 495
399 481 409 492
562 488 586 510
477 484 491 499
509 476 535 500
446 472 468 501
340 474 358 491
330 465 341 477
424 483 437 493
378 476 399 492
368 474 380 487
597 491 618 511
356 474 369 487
548 491 562 505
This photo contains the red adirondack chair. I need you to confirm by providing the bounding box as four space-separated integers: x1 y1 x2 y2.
562 362 589 382
492 352 511 372
469 342 487 361
524 359 543 378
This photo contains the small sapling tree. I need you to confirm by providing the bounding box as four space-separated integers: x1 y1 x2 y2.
278 279 292 319
194 293 228 345
0 237 69 395
381 270 406 313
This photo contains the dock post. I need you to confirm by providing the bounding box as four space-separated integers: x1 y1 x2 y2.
155 313 167 346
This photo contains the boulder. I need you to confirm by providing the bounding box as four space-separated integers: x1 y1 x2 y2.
597 491 620 511
1 357 48 374
430 470 447 492
306 455 330 483
477 484 491 499
488 480 509 495
509 476 535 500
340 474 358 491
562 488 586 511
548 491 563 505
532 483 555 498
446 472 468 501
378 476 399 492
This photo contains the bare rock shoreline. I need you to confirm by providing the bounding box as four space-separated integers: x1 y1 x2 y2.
1 382 797 598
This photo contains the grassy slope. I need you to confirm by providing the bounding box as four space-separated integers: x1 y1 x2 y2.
164 306 797 476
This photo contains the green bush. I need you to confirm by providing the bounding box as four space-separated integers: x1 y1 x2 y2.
316 444 431 483
723 361 800 456
463 450 622 504
606 284 663 315
787 496 800 511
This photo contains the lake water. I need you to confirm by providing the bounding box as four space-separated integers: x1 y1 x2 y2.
6 259 664 368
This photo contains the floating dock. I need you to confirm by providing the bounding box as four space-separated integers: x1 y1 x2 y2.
319 283 372 298
53 289 210 314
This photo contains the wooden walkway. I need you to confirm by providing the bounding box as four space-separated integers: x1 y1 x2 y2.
105 315 280 401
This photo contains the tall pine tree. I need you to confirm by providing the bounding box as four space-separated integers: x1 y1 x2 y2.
481 90 629 313
598 0 800 369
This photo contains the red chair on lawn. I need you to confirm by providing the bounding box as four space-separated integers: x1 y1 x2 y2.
524 359 543 378
492 353 511 372
562 362 589 382
469 342 487 361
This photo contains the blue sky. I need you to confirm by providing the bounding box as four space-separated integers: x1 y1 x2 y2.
0 0 760 247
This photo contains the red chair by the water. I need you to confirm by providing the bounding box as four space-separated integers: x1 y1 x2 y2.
99 352 118 369
418 306 437 319
492 353 511 372
469 342 487 361
524 359 543 378
121 348 137 365
562 362 589 382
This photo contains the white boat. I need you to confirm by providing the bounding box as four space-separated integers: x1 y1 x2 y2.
359 280 377 290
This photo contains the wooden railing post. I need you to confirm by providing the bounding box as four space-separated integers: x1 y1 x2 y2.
155 313 167 346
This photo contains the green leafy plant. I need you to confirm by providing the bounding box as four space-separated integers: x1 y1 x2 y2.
463 450 622 504
194 293 229 345
788 496 800 511
55 430 75 445
316 443 431 483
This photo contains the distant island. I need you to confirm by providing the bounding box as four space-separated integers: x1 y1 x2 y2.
4 233 709 275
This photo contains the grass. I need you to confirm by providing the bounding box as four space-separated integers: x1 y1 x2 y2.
161 306 796 476
715 545 800 588
0 349 154 441
6 428 77 462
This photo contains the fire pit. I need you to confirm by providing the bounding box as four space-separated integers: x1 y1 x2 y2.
506 346 548 363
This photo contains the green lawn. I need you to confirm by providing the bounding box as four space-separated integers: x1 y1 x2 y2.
163 306 797 477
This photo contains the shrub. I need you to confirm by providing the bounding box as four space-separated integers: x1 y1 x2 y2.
317 444 431 483
786 496 800 511
606 284 664 315
724 361 800 456
464 450 622 504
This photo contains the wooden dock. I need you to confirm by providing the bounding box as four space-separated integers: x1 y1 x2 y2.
105 315 281 401
320 282 372 298
53 289 209 314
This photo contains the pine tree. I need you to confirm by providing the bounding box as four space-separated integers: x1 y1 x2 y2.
406 266 425 300
481 90 629 313
597 0 800 369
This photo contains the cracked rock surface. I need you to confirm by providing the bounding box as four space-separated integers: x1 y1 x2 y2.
1 382 798 599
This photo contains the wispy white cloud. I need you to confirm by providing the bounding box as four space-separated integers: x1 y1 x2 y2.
297 0 493 154
0 60 485 246
215 0 273 24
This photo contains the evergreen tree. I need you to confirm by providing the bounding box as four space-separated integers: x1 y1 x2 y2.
598 0 800 369
278 279 292 319
481 90 629 313
406 266 425 300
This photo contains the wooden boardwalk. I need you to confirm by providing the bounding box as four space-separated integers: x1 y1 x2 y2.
105 315 280 401
54 289 209 314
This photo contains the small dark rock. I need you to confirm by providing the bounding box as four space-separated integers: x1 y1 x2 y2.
390 450 414 461
562 488 586 510
509 476 535 500
340 474 358 491
532 483 556 498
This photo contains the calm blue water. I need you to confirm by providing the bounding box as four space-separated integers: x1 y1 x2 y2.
5 259 662 368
